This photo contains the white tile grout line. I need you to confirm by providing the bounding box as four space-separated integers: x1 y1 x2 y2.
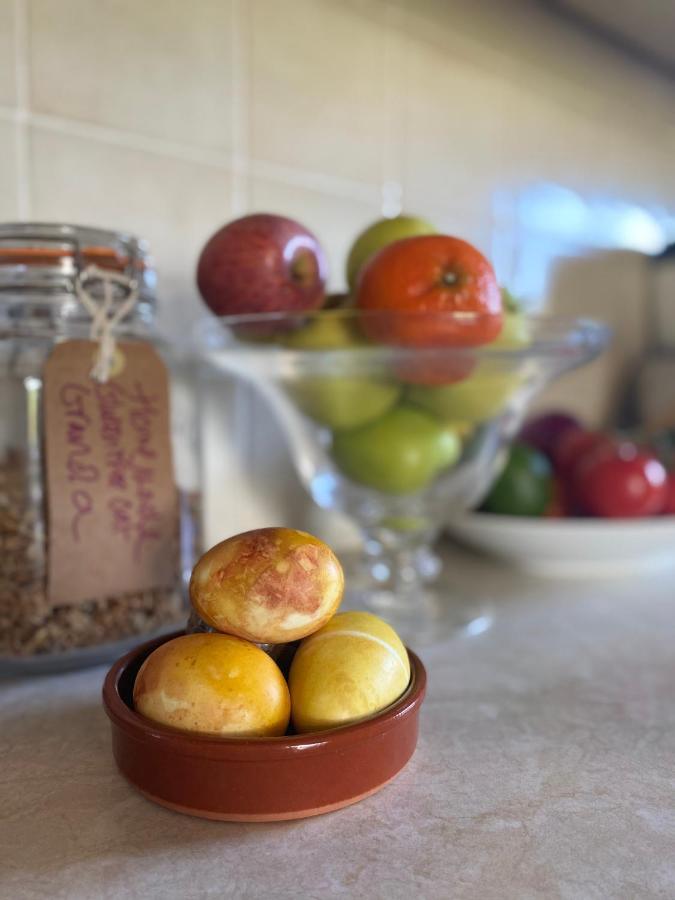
12 0 31 218
250 158 379 204
0 104 380 207
381 1 404 218
31 109 234 169
227 0 250 463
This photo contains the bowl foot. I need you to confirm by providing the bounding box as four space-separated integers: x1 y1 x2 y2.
133 773 401 822
342 549 493 646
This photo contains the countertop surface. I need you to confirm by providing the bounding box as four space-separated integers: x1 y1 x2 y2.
2 546 674 900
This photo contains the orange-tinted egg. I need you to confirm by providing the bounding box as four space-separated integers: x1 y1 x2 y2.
189 528 344 643
133 633 290 737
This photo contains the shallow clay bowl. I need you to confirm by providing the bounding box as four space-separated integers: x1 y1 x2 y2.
102 631 426 822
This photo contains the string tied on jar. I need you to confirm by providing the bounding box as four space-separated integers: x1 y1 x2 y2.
75 264 139 382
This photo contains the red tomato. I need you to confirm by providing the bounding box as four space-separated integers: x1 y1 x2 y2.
357 235 502 348
662 473 675 515
574 451 668 518
551 428 615 478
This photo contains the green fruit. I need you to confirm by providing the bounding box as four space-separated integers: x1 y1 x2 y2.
406 311 531 423
282 314 364 350
433 423 463 470
284 313 396 430
346 215 436 292
494 310 531 350
481 443 553 516
380 515 428 532
331 405 461 494
293 377 400 430
407 369 522 423
501 287 523 314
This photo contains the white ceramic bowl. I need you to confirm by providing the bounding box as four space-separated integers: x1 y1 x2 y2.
446 513 675 578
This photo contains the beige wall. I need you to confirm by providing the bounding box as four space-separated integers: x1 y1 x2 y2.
1 0 674 543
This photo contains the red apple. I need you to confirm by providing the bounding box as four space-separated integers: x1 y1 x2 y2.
197 214 327 316
551 428 616 478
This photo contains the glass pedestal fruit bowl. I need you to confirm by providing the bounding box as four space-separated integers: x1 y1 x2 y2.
197 310 609 645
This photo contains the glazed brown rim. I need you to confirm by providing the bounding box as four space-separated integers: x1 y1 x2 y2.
102 630 426 761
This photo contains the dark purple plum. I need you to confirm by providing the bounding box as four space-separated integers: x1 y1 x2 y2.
519 411 581 459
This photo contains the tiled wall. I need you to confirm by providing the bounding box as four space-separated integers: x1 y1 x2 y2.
2 0 675 545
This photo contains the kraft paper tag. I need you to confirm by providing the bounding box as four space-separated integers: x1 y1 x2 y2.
43 340 178 607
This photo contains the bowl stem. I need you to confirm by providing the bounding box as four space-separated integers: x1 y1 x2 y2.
342 522 491 645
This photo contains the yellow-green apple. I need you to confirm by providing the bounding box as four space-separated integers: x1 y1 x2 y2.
331 404 462 494
346 215 436 292
283 313 400 430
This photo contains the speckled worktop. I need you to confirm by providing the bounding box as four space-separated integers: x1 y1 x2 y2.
2 546 674 900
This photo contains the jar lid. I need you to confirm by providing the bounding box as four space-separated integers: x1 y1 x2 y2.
0 222 157 321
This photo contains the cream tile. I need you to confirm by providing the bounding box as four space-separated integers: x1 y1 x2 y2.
29 127 232 337
399 33 504 225
0 0 16 106
414 199 494 260
249 174 382 292
499 90 606 191
28 0 234 151
0 119 19 217
249 0 387 184
596 128 675 207
402 0 675 210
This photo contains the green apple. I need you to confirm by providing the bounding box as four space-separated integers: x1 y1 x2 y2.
407 370 522 423
331 405 462 494
282 314 365 350
406 300 531 423
292 376 400 430
495 312 530 349
497 289 530 349
284 313 399 429
346 215 437 292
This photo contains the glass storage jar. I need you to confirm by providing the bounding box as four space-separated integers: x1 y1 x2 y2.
0 223 201 674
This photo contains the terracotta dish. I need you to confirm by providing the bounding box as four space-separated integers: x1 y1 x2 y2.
102 631 426 822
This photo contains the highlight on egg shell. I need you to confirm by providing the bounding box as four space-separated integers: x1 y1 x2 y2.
189 527 344 644
133 633 291 738
288 610 411 733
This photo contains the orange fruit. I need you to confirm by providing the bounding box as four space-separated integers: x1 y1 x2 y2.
356 235 502 348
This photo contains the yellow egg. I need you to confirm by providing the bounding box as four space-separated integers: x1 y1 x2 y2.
288 611 410 733
133 633 290 737
190 528 344 644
